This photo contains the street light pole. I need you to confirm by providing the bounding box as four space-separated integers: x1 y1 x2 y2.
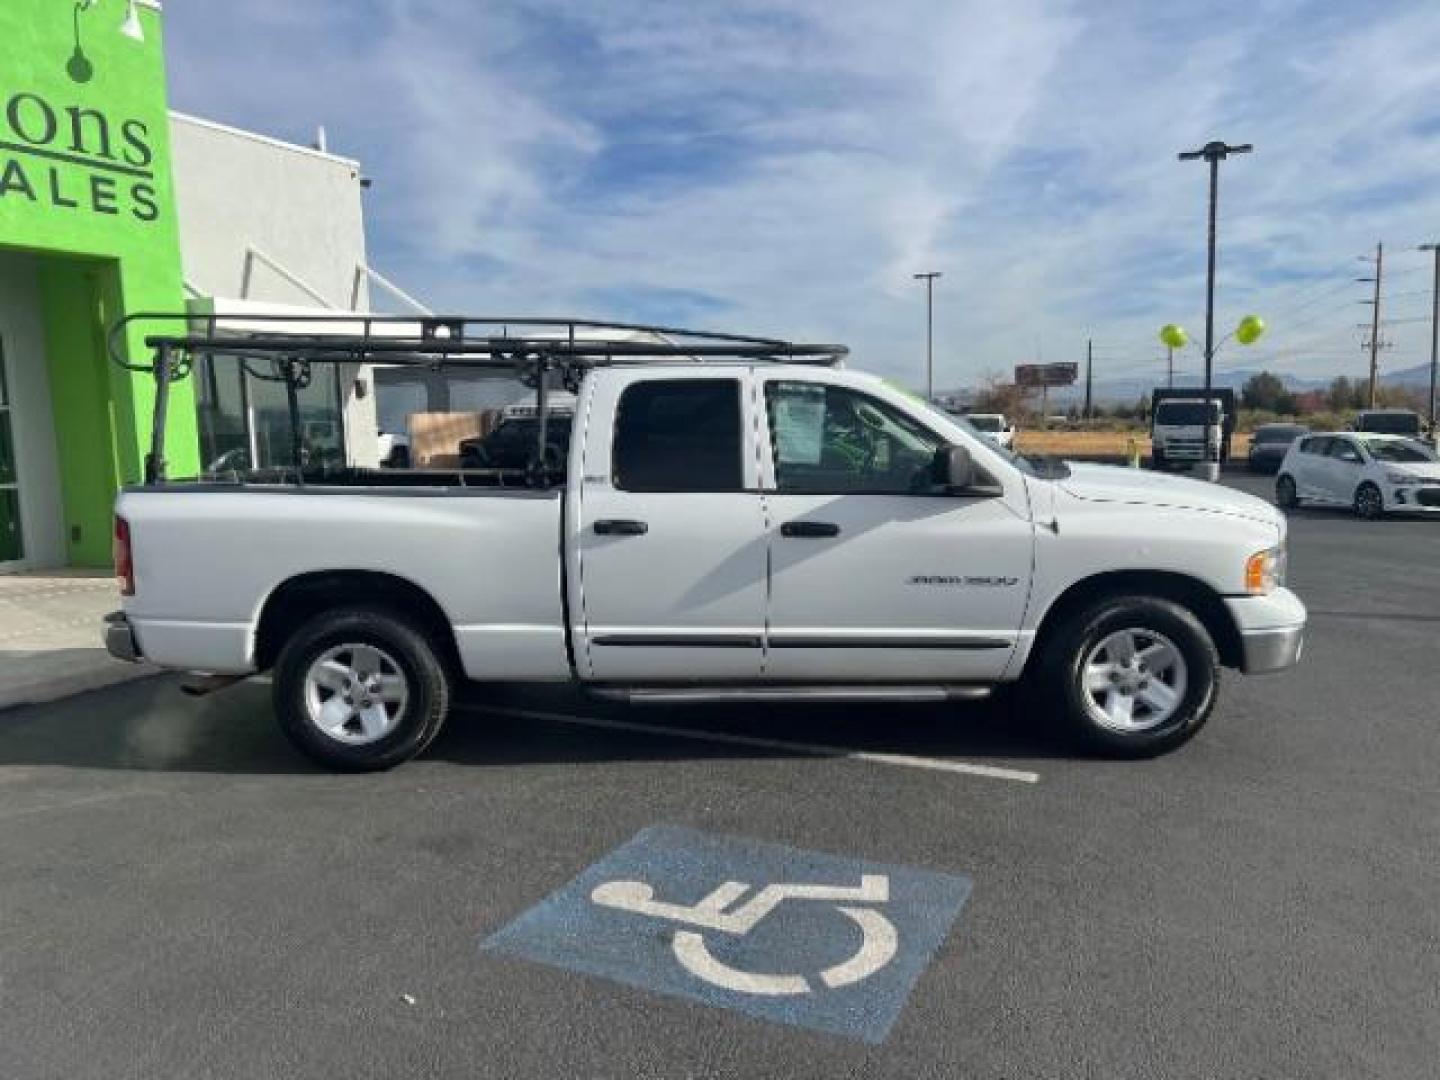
1366 242 1383 408
1422 243 1440 438
913 271 942 401
1179 140 1252 482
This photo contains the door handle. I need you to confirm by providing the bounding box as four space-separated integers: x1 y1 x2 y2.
594 519 649 536
780 520 840 538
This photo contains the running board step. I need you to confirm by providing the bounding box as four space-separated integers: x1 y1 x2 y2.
589 685 992 705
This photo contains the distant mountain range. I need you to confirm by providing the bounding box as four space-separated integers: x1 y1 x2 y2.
947 361 1435 407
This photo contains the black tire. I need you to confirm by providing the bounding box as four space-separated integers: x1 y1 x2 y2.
1354 482 1384 521
1038 596 1219 758
1275 473 1299 509
273 607 452 772
1151 451 1167 472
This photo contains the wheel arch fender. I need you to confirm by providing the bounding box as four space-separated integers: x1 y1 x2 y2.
252 569 462 674
1020 570 1244 675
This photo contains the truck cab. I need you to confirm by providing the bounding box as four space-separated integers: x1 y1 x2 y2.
1150 389 1236 470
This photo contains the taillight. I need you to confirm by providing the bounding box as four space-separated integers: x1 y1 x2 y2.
114 516 135 596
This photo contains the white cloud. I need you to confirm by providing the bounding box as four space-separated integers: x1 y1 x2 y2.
164 0 1440 390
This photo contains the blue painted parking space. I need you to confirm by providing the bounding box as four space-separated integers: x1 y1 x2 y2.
482 825 973 1043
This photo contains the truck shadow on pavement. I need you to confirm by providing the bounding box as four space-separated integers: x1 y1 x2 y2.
0 674 1068 775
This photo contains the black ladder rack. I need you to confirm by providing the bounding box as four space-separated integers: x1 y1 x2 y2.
109 312 849 485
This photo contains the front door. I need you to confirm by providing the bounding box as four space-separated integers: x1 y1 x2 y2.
759 378 1034 682
573 371 767 681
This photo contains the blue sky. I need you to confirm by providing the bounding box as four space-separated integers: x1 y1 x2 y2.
164 0 1440 390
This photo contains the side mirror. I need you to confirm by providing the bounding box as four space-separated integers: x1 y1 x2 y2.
932 444 1005 496
932 444 974 489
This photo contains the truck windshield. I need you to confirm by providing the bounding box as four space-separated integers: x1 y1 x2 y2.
1155 401 1220 425
966 415 1003 432
915 400 1046 478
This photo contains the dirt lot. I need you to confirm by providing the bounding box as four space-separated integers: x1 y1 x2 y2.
1016 429 1252 458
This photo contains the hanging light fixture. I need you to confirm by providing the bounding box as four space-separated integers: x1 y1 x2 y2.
119 0 145 43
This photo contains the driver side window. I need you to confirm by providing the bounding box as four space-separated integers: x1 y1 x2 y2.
765 381 942 494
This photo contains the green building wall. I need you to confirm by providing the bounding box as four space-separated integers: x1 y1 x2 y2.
0 0 196 565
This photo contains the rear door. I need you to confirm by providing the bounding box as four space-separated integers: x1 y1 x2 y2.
572 370 767 681
758 376 1034 682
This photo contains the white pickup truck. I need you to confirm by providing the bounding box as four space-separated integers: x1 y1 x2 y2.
105 318 1305 771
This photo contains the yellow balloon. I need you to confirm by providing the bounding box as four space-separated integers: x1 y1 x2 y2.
1159 324 1188 349
1236 315 1265 345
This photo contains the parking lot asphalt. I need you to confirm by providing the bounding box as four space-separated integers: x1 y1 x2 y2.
1 473 1436 1079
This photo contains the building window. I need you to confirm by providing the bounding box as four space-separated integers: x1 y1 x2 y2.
195 354 346 474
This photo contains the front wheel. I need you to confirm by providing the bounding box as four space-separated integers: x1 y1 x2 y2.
1276 473 1299 509
1354 482 1385 520
1039 596 1219 758
273 607 452 771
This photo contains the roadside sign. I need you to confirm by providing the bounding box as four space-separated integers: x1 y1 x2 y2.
482 825 973 1043
1015 362 1078 387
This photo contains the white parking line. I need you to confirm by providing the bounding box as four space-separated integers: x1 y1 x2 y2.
473 705 1041 784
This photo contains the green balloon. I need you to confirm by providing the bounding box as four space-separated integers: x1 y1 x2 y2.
1236 315 1265 345
1159 324 1188 349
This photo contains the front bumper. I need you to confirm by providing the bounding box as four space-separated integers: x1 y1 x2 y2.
1388 485 1440 512
103 611 142 663
1224 588 1306 674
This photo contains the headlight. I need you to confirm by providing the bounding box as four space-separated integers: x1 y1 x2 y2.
1386 471 1422 485
1245 545 1286 595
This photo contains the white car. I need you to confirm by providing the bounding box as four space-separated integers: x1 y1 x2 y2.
963 413 1016 450
1275 432 1440 519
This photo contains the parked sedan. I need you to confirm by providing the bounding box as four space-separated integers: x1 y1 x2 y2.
1247 423 1308 473
962 412 1016 450
1275 432 1440 519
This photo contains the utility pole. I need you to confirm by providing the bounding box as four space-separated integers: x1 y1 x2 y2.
1362 242 1383 408
1166 346 1175 387
1421 243 1440 436
1084 339 1093 419
1179 140 1252 482
913 271 942 401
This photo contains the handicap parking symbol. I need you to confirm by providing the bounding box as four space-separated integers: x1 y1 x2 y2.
482 825 973 1043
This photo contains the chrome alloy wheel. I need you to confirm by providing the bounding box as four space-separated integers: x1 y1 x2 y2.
303 643 409 745
1080 627 1188 733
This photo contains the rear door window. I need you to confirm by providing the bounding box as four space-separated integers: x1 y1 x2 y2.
612 379 743 492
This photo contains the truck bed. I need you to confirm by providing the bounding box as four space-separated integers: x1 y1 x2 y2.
116 482 570 681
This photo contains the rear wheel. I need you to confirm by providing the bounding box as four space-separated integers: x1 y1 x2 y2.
273 607 452 771
1275 473 1299 509
1039 596 1219 757
1354 482 1384 520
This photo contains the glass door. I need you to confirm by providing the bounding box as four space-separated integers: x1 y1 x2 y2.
0 334 24 564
